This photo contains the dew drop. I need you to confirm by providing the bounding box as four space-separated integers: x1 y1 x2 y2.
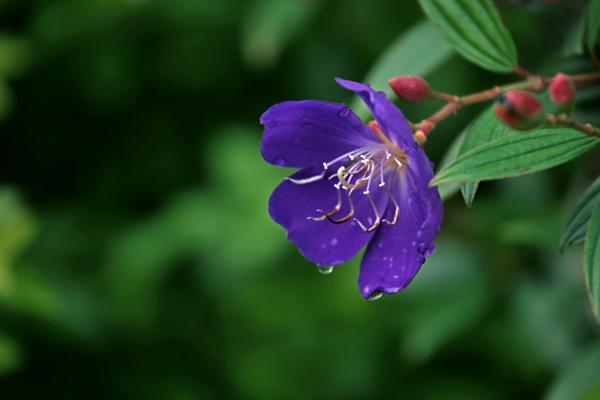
367 291 383 301
273 156 287 166
317 265 334 275
338 108 351 118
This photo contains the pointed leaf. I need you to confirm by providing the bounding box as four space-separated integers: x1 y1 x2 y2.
437 130 465 201
587 0 600 50
583 202 600 322
560 177 600 252
352 20 454 118
432 129 598 185
418 0 518 72
458 108 511 206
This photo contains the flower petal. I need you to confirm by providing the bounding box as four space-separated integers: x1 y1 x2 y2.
335 78 415 150
358 148 443 299
269 164 389 266
260 100 376 168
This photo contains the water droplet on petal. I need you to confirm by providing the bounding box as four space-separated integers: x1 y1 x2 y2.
317 265 334 275
367 291 383 301
338 108 351 118
273 156 287 166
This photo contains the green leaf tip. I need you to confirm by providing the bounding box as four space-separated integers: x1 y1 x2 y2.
419 0 518 73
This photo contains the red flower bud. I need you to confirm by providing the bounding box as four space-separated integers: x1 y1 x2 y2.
495 91 544 130
549 73 575 109
388 76 430 102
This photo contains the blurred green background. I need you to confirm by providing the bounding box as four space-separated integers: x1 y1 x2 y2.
0 0 599 399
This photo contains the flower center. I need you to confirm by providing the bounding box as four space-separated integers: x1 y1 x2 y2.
288 139 406 233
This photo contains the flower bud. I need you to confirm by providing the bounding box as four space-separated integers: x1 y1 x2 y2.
549 73 575 110
494 91 544 130
388 75 430 102
414 130 427 146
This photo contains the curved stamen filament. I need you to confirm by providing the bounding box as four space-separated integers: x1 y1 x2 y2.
323 190 355 223
338 162 373 190
286 168 327 184
308 184 342 221
382 190 400 225
289 140 407 233
354 193 381 233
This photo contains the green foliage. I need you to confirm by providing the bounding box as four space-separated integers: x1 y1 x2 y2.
0 189 36 295
586 0 600 50
0 0 598 398
242 0 320 69
433 129 598 185
561 176 600 251
546 344 600 400
584 203 600 321
352 20 453 118
436 130 465 201
398 239 491 364
418 0 518 72
0 333 20 375
457 107 512 206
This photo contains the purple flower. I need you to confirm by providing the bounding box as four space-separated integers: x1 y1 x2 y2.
260 78 443 300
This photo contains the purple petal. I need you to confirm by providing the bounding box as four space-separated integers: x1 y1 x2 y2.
269 164 389 267
358 147 443 299
260 100 376 168
335 78 415 150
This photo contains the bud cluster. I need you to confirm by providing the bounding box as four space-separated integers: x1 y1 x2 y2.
387 71 582 136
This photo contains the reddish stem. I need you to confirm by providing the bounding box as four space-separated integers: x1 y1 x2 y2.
415 69 600 136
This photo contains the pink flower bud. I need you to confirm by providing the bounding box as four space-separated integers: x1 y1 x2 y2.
549 73 575 108
414 130 427 146
388 76 430 102
495 91 544 130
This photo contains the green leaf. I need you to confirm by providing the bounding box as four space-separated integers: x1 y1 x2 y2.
586 0 600 50
437 131 465 201
418 0 518 72
583 202 600 322
458 108 511 206
546 344 600 400
353 20 453 118
432 129 598 185
560 177 600 252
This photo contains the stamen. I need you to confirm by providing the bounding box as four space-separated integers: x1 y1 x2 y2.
308 185 343 221
360 160 376 195
323 190 355 223
378 158 386 187
354 193 381 232
300 142 408 232
382 190 400 225
286 171 326 184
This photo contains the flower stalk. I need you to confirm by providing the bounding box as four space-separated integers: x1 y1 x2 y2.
546 114 600 138
410 69 600 140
